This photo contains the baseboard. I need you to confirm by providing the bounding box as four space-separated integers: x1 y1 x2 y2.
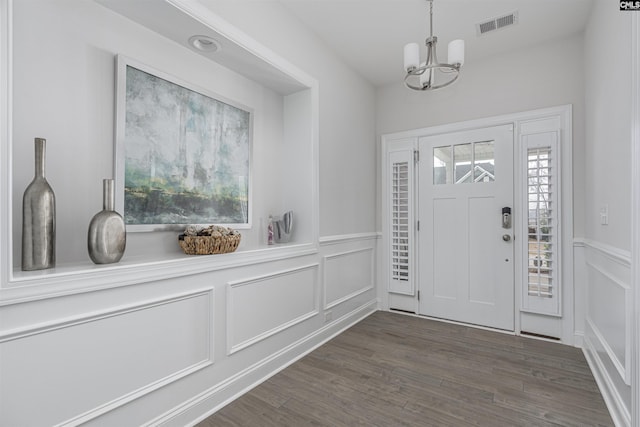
583 334 631 427
574 331 584 348
145 299 378 427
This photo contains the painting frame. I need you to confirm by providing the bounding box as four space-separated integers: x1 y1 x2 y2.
114 55 253 232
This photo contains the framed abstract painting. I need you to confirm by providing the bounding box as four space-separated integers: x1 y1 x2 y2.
114 55 252 231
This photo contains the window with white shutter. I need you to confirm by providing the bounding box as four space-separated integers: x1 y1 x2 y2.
392 161 410 282
521 132 560 315
388 149 414 295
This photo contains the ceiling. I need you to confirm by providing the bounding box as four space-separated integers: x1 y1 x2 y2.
277 0 594 87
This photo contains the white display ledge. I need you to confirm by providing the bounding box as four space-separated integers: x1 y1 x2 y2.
2 242 317 306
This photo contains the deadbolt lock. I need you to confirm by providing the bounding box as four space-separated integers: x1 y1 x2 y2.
502 234 511 242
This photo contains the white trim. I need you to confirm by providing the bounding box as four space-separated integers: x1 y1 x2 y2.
381 138 417 297
1 244 317 307
6 288 216 427
573 237 586 248
0 287 214 343
584 238 632 268
381 105 573 141
584 332 631 427
382 105 573 337
583 239 633 387
319 232 379 245
166 0 317 90
147 301 378 427
226 263 320 355
586 317 630 387
574 331 584 348
631 12 640 427
323 247 375 309
585 258 631 291
0 0 12 288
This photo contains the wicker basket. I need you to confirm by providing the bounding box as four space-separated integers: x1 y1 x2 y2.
178 233 241 255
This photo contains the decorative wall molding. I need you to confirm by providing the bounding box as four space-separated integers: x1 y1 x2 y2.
584 239 632 390
319 232 380 245
583 238 632 268
584 331 631 427
323 247 374 309
1 288 215 426
586 317 629 386
145 299 377 427
0 287 214 343
1 245 318 307
582 236 632 427
226 264 319 355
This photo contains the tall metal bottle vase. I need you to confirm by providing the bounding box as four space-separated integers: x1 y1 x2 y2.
87 179 126 264
22 137 56 271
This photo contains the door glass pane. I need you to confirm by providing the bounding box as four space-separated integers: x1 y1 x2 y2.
433 146 452 185
454 143 472 184
474 141 495 182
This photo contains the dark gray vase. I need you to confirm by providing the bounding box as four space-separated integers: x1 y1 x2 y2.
22 138 56 271
87 179 126 264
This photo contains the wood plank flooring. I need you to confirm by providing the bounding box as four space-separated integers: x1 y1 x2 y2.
196 311 613 426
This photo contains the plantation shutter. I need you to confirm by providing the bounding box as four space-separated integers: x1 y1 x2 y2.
388 149 415 295
521 131 560 315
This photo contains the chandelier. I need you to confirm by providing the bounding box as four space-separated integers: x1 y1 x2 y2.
403 0 465 91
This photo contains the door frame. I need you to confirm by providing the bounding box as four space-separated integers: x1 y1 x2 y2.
381 104 573 342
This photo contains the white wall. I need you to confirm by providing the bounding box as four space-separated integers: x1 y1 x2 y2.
198 0 377 237
11 0 289 264
0 1 379 425
376 34 586 238
582 1 633 426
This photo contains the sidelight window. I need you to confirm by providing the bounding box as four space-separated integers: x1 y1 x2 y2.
521 133 560 315
387 147 415 295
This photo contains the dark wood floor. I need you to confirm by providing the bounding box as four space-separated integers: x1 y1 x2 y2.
197 311 613 426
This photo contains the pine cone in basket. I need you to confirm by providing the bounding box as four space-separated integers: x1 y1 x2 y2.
178 225 241 255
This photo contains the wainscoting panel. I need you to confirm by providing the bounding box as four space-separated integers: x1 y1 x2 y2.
226 264 319 355
324 247 374 309
582 240 632 427
0 288 214 426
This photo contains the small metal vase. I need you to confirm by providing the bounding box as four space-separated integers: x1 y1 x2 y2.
273 210 293 243
87 179 126 264
22 138 56 271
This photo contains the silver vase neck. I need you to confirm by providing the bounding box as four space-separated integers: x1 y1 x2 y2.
34 138 46 178
103 179 115 211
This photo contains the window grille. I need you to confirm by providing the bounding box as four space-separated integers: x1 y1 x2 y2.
388 146 414 296
527 147 554 298
521 131 560 316
392 161 410 282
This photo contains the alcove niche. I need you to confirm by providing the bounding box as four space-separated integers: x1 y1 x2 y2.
4 0 318 292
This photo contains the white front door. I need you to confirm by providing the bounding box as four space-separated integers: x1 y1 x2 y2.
418 124 514 330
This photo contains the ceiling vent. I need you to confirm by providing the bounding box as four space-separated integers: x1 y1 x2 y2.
476 11 518 36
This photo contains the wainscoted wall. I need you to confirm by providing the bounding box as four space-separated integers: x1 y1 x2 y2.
581 239 632 427
0 235 379 426
227 264 320 355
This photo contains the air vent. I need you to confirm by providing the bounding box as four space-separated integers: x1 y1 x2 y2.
476 11 518 36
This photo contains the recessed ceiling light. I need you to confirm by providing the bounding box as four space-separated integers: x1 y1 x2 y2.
188 35 221 53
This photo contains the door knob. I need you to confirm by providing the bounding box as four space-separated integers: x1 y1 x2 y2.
502 234 511 242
